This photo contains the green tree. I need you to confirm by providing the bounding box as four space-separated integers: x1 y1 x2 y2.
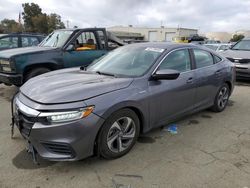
22 3 42 32
22 3 65 34
47 13 65 33
0 19 22 33
32 14 48 34
230 34 244 42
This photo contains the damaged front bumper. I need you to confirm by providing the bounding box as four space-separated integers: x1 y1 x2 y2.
11 94 104 163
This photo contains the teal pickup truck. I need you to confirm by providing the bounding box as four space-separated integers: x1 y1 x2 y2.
0 28 123 86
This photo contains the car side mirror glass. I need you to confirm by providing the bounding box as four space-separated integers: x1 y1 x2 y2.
151 69 180 80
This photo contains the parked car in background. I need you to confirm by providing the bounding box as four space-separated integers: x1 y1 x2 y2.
0 28 124 86
0 33 45 51
220 38 250 79
204 43 230 52
12 43 235 162
205 40 221 44
173 36 189 43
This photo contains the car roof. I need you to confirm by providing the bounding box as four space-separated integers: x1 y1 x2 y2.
0 33 44 37
124 42 197 50
57 28 105 32
204 43 230 46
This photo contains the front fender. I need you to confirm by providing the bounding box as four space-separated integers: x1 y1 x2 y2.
85 90 151 133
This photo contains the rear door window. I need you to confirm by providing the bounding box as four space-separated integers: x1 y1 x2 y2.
214 55 222 63
193 49 214 68
22 36 40 47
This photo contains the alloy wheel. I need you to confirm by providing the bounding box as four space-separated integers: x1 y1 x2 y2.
217 86 229 109
107 117 136 153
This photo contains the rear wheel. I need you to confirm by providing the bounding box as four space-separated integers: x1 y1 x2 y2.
97 109 140 159
211 83 230 112
24 67 51 82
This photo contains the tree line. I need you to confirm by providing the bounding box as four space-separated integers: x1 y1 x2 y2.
0 3 65 34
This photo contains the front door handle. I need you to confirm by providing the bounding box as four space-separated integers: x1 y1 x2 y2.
186 77 193 84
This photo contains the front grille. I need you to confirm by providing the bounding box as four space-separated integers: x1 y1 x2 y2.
42 142 75 157
227 57 250 64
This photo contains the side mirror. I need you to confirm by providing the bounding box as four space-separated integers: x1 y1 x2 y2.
66 44 75 51
151 69 180 80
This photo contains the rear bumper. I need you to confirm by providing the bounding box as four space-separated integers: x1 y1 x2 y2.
0 72 22 86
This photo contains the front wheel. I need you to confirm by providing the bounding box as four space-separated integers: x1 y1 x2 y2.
97 109 140 159
211 84 230 112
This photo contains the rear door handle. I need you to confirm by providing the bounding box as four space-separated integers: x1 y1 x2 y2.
186 77 193 84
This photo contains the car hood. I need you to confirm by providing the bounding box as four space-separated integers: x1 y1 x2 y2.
20 68 133 104
0 46 55 59
220 49 250 59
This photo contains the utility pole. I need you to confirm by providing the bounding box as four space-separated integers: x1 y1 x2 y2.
66 20 69 28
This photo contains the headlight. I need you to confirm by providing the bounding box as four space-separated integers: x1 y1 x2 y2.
2 66 11 72
0 59 10 66
39 106 94 123
0 59 14 72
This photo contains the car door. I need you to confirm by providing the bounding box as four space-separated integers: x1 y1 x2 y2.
192 48 221 108
148 48 197 127
63 30 108 68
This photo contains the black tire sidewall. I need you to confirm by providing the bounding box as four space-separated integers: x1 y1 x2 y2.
98 108 140 159
24 67 50 82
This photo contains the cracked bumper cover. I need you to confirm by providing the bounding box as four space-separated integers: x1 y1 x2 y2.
13 95 105 161
28 114 104 161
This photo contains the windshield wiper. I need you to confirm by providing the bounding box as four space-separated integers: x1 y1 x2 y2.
53 34 59 47
96 71 116 77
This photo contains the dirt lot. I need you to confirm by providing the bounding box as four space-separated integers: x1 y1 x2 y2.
0 82 250 188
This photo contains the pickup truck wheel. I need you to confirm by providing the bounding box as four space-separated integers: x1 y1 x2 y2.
24 67 51 82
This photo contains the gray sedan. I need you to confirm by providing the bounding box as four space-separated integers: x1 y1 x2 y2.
12 43 235 161
220 38 250 79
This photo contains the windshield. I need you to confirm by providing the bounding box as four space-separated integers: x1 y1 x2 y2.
40 30 73 47
87 45 164 77
232 40 250 51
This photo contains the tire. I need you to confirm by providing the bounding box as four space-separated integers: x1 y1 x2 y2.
97 109 140 159
24 67 51 82
211 83 230 112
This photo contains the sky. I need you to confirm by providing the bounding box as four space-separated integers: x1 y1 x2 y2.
0 0 250 33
